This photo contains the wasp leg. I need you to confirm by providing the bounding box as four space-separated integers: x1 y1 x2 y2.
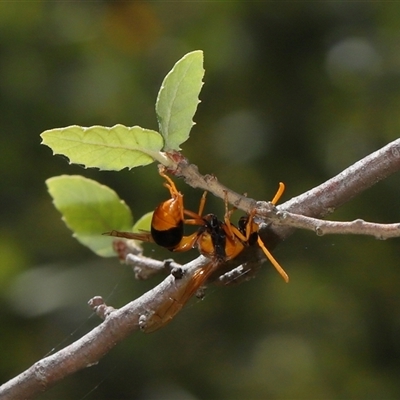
173 231 201 252
256 236 289 283
271 182 285 205
222 190 237 240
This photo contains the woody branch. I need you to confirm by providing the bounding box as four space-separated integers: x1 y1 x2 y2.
2 139 400 400
171 138 400 242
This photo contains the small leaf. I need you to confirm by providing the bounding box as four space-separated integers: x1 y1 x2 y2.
132 211 153 233
46 175 133 257
156 50 204 151
41 124 164 171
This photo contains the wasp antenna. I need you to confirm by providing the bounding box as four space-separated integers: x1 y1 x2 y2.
271 182 285 205
257 237 289 283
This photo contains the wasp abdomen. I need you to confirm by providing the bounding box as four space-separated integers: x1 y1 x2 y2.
151 221 184 249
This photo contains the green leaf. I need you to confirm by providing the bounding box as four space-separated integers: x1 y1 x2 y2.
41 124 164 171
132 211 153 233
156 50 204 151
46 175 133 257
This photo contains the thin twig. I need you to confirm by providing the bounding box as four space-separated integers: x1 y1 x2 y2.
125 252 182 280
273 211 400 239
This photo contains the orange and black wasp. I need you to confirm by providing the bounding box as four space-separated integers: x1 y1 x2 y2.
107 167 287 281
106 169 288 331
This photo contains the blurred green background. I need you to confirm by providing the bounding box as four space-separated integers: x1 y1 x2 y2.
1 2 400 399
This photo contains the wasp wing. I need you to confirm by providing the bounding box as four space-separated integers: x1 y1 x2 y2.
103 230 154 243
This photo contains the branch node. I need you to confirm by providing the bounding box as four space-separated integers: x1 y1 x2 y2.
138 314 148 331
391 144 400 158
113 239 143 261
276 210 287 220
88 296 116 320
255 200 276 219
164 150 188 166
204 173 217 183
138 311 157 332
163 258 183 276
33 364 47 388
170 266 185 279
